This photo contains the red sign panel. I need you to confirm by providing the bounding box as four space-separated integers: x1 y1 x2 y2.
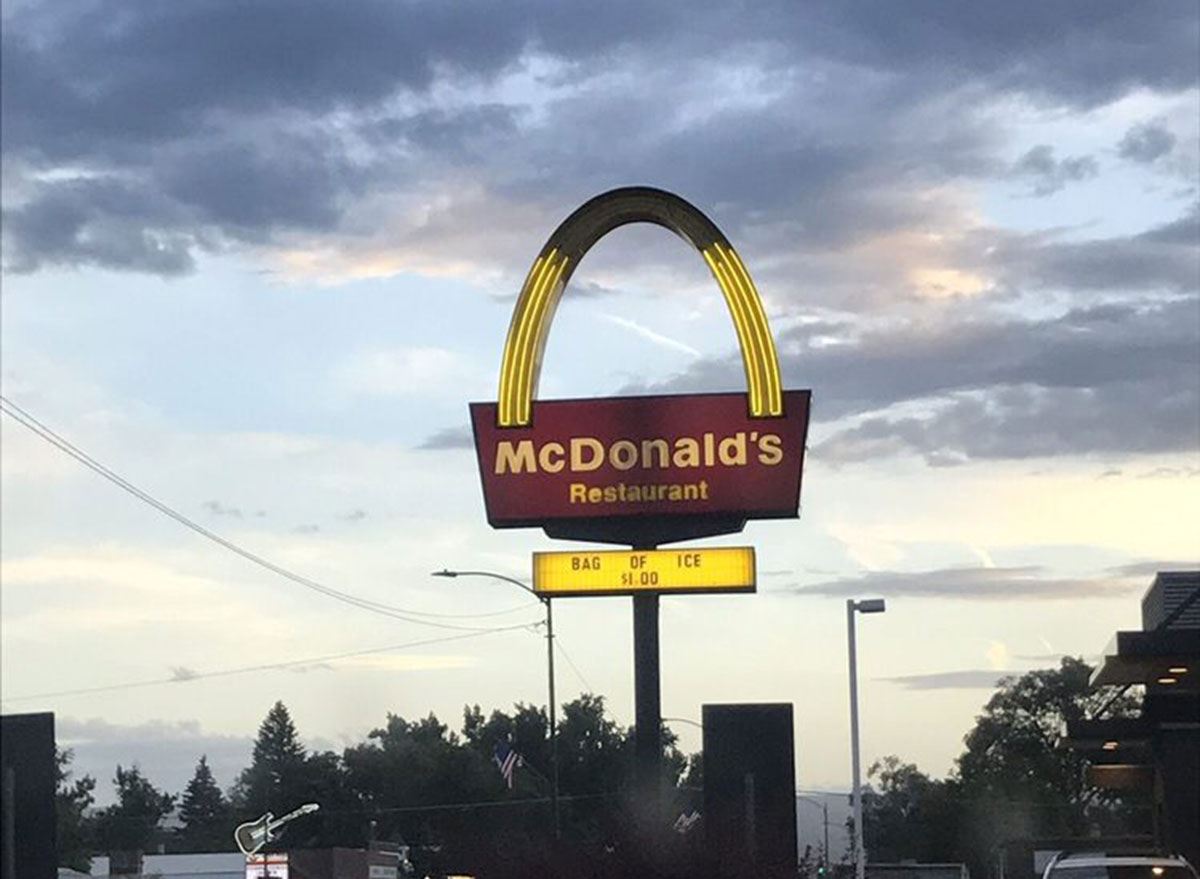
470 391 810 529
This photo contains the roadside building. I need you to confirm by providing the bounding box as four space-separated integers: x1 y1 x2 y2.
1063 571 1199 865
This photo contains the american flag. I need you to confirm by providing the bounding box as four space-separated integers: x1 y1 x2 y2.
492 740 522 789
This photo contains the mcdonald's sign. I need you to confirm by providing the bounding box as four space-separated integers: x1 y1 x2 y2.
471 187 810 545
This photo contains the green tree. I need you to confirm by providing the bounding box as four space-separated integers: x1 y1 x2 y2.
344 712 493 850
179 756 231 852
299 750 364 848
557 694 629 797
94 765 175 853
862 756 962 862
462 702 552 792
233 701 309 818
955 657 1144 873
55 748 96 871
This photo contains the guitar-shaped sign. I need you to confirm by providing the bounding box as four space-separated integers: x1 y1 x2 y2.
233 803 320 856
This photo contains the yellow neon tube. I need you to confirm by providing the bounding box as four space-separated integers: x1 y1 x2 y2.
717 247 769 410
703 248 764 410
494 189 786 427
499 253 552 425
717 243 781 415
509 252 557 422
517 254 568 424
724 246 781 410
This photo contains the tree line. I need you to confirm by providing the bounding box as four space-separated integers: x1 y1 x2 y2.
58 693 695 870
57 659 1151 877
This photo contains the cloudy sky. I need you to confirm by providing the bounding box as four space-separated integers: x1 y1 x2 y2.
2 0 1198 809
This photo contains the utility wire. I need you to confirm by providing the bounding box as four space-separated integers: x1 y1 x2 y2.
93 791 627 829
309 790 621 816
0 626 531 704
554 639 594 693
0 396 538 632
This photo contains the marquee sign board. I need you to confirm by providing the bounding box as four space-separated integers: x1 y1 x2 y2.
533 547 756 596
471 391 810 538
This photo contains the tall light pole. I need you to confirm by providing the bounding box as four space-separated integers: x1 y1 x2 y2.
432 569 560 840
847 598 885 879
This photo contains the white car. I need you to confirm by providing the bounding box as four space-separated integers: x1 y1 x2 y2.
1043 854 1199 879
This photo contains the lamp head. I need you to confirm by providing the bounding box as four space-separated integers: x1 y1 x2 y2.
855 598 886 614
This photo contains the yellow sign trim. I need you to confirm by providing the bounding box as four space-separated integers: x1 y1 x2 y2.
533 547 756 596
497 188 783 427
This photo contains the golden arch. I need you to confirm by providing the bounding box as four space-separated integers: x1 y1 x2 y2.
497 187 783 427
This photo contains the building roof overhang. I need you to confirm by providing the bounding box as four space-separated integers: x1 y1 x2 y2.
1090 628 1199 689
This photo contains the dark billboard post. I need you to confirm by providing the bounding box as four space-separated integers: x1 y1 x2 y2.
1 713 56 879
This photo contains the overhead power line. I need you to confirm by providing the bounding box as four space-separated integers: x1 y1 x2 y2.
0 395 538 632
0 626 530 704
555 639 594 693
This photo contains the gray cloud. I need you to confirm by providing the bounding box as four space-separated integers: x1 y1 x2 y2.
0 1 532 160
995 209 1200 293
813 379 1198 465
880 670 1008 690
6 0 1193 166
160 137 364 237
203 500 243 518
642 294 1199 463
1136 205 1199 247
1118 121 1177 163
3 0 1196 276
789 0 1198 109
791 566 1141 601
2 177 199 275
55 717 253 805
1137 466 1200 479
1104 561 1200 578
417 426 474 451
1011 145 1098 196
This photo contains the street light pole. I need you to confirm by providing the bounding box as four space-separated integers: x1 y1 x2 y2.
433 569 560 840
544 593 559 840
847 598 885 879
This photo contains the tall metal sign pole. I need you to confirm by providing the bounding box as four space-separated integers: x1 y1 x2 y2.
468 186 811 830
633 587 661 794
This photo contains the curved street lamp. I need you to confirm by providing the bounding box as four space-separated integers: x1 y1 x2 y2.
847 598 886 879
432 569 560 840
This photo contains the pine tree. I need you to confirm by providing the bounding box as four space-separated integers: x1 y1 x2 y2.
234 701 308 817
179 756 231 852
